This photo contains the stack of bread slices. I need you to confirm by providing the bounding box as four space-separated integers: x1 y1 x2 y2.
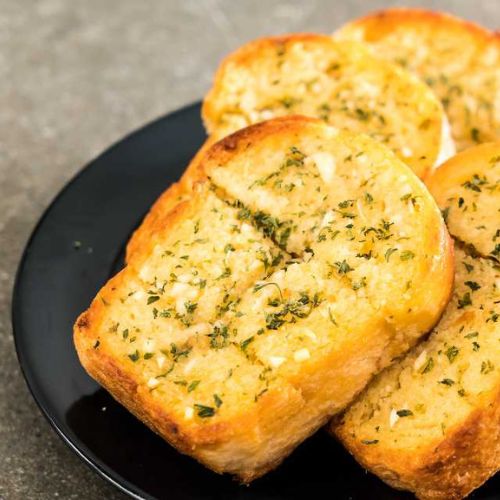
74 8 499 499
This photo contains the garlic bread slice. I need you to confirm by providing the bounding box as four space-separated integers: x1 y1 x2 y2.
75 117 453 481
333 247 500 500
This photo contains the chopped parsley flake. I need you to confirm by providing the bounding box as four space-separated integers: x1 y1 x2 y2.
385 248 397 262
462 174 487 192
481 360 494 374
240 336 254 352
457 292 472 309
208 324 229 349
464 281 481 291
400 250 415 261
213 394 223 408
421 357 434 374
361 439 379 445
188 380 200 392
396 409 413 417
445 346 459 363
194 404 215 418
333 260 354 275
128 350 140 362
439 378 455 386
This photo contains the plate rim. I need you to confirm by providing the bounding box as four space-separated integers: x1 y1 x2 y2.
11 100 203 500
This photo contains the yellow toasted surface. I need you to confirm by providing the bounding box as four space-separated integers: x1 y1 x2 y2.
203 34 452 178
426 142 500 260
75 117 453 481
333 143 500 499
336 8 500 152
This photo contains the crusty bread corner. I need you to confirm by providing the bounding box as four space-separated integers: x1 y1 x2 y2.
202 33 452 178
75 116 453 481
335 8 500 152
332 143 500 499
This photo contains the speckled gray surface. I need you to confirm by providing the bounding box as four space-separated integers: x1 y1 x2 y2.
0 1 498 498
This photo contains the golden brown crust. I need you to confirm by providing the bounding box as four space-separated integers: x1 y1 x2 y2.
425 142 500 260
201 34 325 128
425 142 500 193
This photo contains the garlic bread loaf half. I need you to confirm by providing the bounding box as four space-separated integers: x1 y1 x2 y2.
333 143 500 499
75 117 453 481
203 34 453 179
336 8 500 152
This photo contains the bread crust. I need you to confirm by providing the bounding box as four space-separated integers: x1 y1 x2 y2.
339 8 498 43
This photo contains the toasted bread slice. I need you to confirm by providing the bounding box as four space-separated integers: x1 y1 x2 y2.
203 34 453 178
75 117 453 481
333 144 500 499
335 8 500 152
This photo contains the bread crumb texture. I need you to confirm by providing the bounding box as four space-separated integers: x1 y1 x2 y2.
75 117 452 481
336 8 500 152
333 142 500 500
203 34 451 178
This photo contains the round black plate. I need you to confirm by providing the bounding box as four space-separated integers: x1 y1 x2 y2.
12 103 499 500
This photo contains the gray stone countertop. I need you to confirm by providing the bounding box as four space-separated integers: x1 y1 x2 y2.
0 1 497 498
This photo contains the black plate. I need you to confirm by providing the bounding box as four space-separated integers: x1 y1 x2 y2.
12 103 499 500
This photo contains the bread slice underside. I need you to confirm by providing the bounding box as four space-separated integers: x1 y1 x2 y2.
335 8 500 152
75 117 453 482
333 143 500 499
